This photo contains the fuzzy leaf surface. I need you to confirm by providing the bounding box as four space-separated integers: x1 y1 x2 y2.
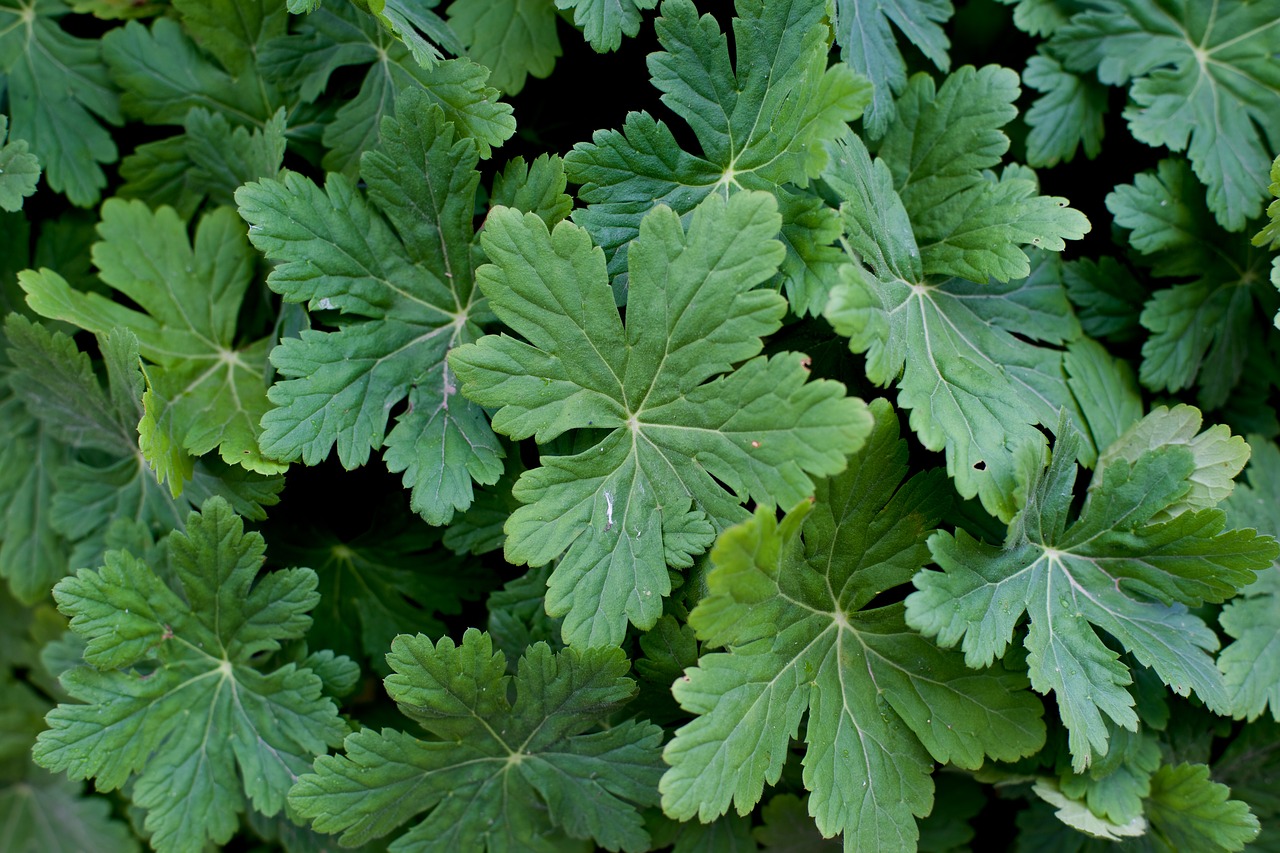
907 422 1277 771
289 628 664 853
32 498 350 853
451 191 871 646
662 400 1045 850
237 93 504 525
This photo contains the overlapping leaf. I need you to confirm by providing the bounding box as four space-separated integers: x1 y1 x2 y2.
906 414 1277 770
33 498 351 853
289 628 665 853
662 400 1044 850
0 0 121 206
0 114 38 211
831 0 953 138
451 191 871 646
564 0 870 313
1108 159 1277 409
239 92 522 525
20 199 283 478
1218 437 1280 722
259 0 513 174
3 317 282 599
1050 0 1280 231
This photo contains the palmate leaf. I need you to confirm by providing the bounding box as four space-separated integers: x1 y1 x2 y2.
451 191 871 646
19 200 284 479
1050 0 1280 231
237 92 510 525
831 0 953 139
265 509 491 672
0 114 39 211
32 498 351 853
447 0 561 95
3 317 282 598
564 0 870 314
259 0 513 175
1107 159 1277 409
1218 437 1280 722
0 0 121 207
662 400 1045 851
906 414 1278 771
555 0 658 52
289 628 665 853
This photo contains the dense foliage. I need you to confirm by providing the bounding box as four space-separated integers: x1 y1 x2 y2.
2 0 1279 850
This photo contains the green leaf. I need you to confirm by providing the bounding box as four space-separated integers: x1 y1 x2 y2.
1022 52 1107 168
259 1 514 174
447 0 560 94
20 200 284 478
1062 256 1146 342
564 0 870 311
753 794 839 852
120 107 286 216
1144 763 1259 852
265 511 490 672
825 231 1084 522
873 66 1091 282
1032 777 1147 841
1051 0 1280 231
0 114 39 211
32 497 350 853
237 92 504 525
1107 159 1276 409
661 400 1045 848
1063 338 1143 465
0 0 121 206
289 628 665 852
831 0 953 139
0 769 140 853
1057 725 1162 825
451 191 872 646
1218 437 1280 722
555 0 658 52
3 316 282 594
906 421 1278 772
486 565 562 662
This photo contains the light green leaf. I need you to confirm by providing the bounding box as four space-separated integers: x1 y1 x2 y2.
907 425 1277 771
289 628 664 853
825 243 1082 522
259 1 513 174
1032 777 1147 840
832 0 953 138
564 0 870 311
237 92 504 525
1064 338 1142 466
0 0 121 206
20 200 283 478
875 66 1090 282
3 316 282 591
1218 437 1280 722
451 191 871 646
0 114 39 211
32 498 350 853
1051 0 1280 231
555 0 658 52
1144 763 1259 852
1057 725 1162 825
662 400 1044 849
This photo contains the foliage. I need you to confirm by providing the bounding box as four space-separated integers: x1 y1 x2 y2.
2 0 1279 850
